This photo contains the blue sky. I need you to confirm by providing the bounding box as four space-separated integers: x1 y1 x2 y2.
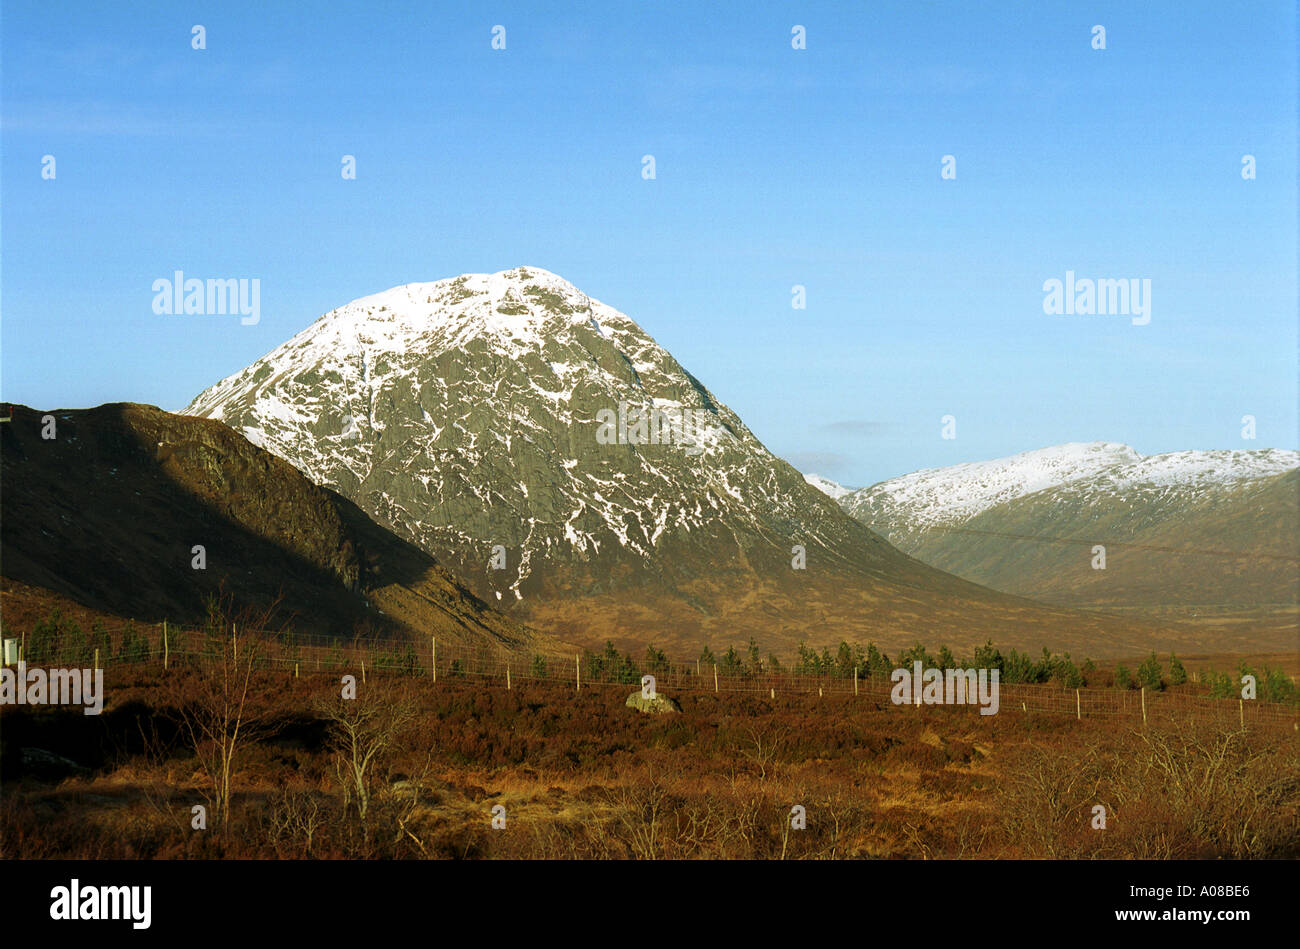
3 1 1296 486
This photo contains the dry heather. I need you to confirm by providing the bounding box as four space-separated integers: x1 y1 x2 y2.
2 665 1296 860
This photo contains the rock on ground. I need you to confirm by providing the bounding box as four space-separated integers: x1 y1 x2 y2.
625 691 681 714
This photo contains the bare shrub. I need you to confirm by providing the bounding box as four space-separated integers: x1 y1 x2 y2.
996 721 1300 859
605 768 673 859
265 788 327 857
994 742 1115 857
1125 722 1300 858
736 722 790 782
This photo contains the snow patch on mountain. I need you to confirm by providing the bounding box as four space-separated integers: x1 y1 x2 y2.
1048 449 1300 502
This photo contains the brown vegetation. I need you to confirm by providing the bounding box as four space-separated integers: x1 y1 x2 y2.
3 659 1295 860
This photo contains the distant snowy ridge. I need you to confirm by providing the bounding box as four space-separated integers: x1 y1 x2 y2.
842 442 1299 530
803 473 853 500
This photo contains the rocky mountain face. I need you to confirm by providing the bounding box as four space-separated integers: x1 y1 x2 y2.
0 402 542 652
184 268 1191 657
839 444 1299 635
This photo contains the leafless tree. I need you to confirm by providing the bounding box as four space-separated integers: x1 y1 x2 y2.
314 679 418 830
169 597 278 832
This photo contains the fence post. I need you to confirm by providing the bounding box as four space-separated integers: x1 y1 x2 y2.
576 654 580 693
854 666 858 696
232 624 237 663
1076 688 1081 720
431 636 436 682
361 659 366 684
507 663 511 690
93 647 99 672
1141 687 1146 725
714 663 718 693
1239 698 1244 728
162 620 169 670
295 662 299 679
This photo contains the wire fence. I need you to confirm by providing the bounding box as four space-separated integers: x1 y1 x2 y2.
4 618 1297 729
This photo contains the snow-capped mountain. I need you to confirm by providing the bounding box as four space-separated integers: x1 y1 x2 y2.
839 443 1299 623
840 442 1142 530
843 442 1297 535
185 267 864 600
803 473 853 500
1041 448 1299 500
183 268 1171 656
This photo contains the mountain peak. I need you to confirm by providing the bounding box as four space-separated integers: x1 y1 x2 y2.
186 267 633 424
322 266 605 344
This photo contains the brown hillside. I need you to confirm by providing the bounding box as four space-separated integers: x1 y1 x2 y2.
0 403 555 654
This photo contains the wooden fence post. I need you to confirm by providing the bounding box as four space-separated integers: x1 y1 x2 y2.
854 666 858 696
431 637 436 683
770 688 775 700
162 620 169 670
361 659 366 684
507 663 511 690
576 655 580 692
93 647 99 672
1076 689 1081 720
295 662 299 679
1141 687 1147 725
714 663 718 693
1239 698 1244 728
